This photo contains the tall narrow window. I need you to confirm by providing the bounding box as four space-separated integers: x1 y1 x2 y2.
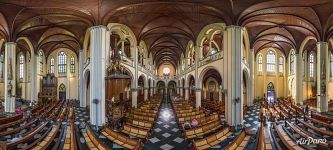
19 55 24 79
330 52 333 77
39 51 43 73
258 54 263 72
50 58 54 73
70 56 75 73
309 52 314 78
290 51 295 75
58 51 67 73
267 50 276 72
279 57 284 73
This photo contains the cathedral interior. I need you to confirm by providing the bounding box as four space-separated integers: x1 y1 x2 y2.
0 0 333 150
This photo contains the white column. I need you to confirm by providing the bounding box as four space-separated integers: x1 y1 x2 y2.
223 26 243 130
153 86 156 95
195 45 201 107
218 88 222 102
295 53 303 105
180 86 183 97
79 50 85 107
132 89 138 108
150 87 153 97
316 42 329 112
177 87 180 95
195 89 201 108
89 26 109 126
30 53 37 104
144 87 148 100
132 45 138 107
248 50 255 106
185 87 189 100
4 42 16 112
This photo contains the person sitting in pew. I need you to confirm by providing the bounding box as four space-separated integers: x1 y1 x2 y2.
191 118 198 127
183 121 191 130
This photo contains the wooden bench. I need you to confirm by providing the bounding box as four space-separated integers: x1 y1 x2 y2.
4 121 49 149
273 123 304 150
296 118 333 137
0 118 39 137
63 122 78 150
192 127 232 150
222 130 251 150
31 123 61 150
81 125 110 150
255 122 273 150
185 120 222 139
0 114 23 126
126 119 153 130
122 124 150 139
286 121 330 149
178 114 206 124
101 126 141 150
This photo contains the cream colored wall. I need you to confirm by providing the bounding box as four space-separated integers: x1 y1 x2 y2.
47 48 79 99
254 48 286 99
158 64 175 77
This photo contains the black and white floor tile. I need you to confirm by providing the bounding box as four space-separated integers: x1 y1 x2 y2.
143 99 189 150
243 104 260 131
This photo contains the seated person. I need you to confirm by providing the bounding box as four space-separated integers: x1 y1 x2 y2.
183 121 191 130
191 119 198 127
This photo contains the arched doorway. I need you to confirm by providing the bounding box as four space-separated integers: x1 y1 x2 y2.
188 75 195 100
168 81 177 95
267 82 275 104
59 84 66 100
156 81 165 94
201 69 223 102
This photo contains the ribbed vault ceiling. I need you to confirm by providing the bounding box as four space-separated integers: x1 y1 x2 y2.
0 0 333 66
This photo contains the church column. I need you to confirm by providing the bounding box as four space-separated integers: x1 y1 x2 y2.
248 50 255 106
132 46 138 107
218 87 222 102
4 42 16 112
184 87 189 100
89 25 109 126
316 42 329 112
150 86 153 97
179 85 183 97
144 87 148 100
223 26 243 130
295 53 303 105
79 49 85 107
195 45 201 108
177 86 180 95
153 86 156 95
30 52 37 104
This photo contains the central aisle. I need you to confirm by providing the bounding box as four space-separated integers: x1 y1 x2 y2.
144 94 188 150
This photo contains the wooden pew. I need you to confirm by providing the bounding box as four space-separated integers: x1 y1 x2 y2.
30 123 61 150
81 125 110 150
121 124 150 139
255 122 273 150
126 119 153 130
184 120 222 139
296 118 333 137
101 126 141 150
4 121 49 149
192 127 232 150
222 130 251 150
0 118 39 137
63 122 78 150
286 121 330 149
0 114 23 126
273 123 305 150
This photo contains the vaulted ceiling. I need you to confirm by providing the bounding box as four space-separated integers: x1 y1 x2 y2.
1 0 333 67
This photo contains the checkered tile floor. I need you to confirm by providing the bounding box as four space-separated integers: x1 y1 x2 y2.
75 103 261 150
143 98 189 150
